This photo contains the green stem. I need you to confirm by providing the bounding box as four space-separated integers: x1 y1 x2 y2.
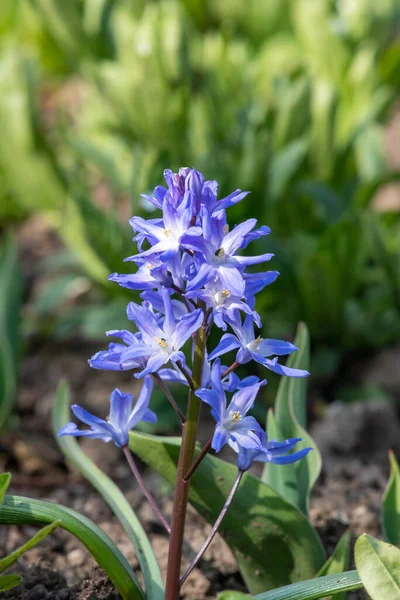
165 317 207 600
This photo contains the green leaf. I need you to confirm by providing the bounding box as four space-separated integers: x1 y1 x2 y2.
268 138 308 199
53 381 164 600
0 520 60 574
262 323 321 516
0 574 22 592
355 534 400 600
317 530 352 600
0 235 22 431
129 431 325 594
0 473 11 505
254 570 362 600
217 592 250 599
383 451 400 546
0 494 143 600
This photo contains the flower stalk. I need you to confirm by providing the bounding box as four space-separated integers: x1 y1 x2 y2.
180 470 244 586
122 446 171 534
165 318 207 600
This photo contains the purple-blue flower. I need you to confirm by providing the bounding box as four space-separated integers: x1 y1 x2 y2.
89 289 203 377
195 359 266 452
58 378 156 448
119 288 203 377
182 209 273 296
230 430 312 471
209 311 309 378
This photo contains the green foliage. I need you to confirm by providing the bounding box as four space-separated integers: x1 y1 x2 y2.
262 324 321 516
0 472 60 595
0 574 22 592
382 451 400 546
0 520 60 573
0 0 399 355
129 431 325 595
217 571 363 600
317 530 352 600
0 236 22 431
253 570 362 600
217 571 363 599
0 493 143 600
52 381 164 600
355 534 400 600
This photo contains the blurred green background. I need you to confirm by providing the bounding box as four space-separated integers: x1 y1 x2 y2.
1 0 400 428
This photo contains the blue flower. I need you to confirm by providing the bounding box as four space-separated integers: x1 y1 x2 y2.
209 311 309 378
195 359 267 452
58 378 156 448
118 288 203 377
230 430 312 471
182 209 273 296
186 280 258 330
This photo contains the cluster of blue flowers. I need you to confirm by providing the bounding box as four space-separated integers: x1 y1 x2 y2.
59 168 310 469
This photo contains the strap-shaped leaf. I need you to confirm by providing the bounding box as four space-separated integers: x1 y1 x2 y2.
129 431 325 595
355 534 400 600
253 570 362 600
53 381 164 600
262 323 321 516
382 451 400 546
0 473 11 505
0 520 60 574
0 236 22 431
316 530 351 600
0 494 143 600
0 574 22 592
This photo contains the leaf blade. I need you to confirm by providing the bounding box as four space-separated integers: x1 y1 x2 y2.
262 323 321 515
355 534 400 600
0 520 60 574
382 451 400 546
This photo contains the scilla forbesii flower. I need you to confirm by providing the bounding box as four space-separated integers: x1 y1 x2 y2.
58 377 156 448
231 430 312 471
195 360 267 452
209 311 309 378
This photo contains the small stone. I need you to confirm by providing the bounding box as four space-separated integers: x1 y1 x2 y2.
26 584 48 600
67 548 85 567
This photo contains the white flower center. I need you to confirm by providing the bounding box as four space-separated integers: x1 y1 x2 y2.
213 289 231 306
247 336 262 353
155 337 172 353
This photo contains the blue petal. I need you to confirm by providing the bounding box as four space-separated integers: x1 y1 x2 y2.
171 308 203 350
217 266 245 297
221 219 257 255
109 389 133 434
127 376 154 428
254 355 309 378
136 352 169 378
58 422 112 443
211 425 230 452
257 339 298 357
228 381 266 416
270 447 312 464
208 334 241 361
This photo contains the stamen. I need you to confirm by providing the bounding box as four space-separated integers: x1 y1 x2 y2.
146 263 152 269
163 229 172 236
223 224 229 235
221 289 230 298
231 411 241 422
156 337 168 348
215 248 225 258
